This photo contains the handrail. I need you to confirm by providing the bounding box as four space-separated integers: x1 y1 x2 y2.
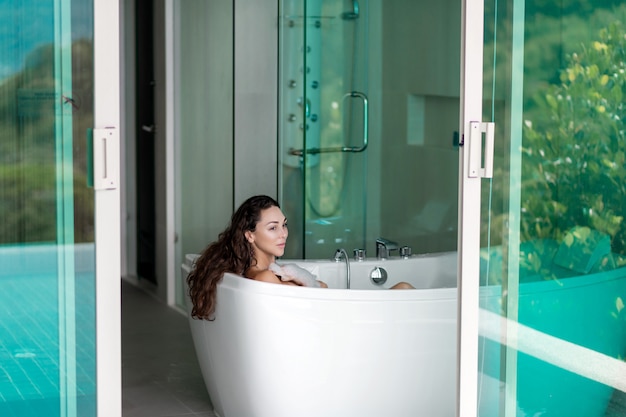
289 91 368 156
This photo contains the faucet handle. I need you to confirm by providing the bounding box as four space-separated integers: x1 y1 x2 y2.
376 242 393 260
400 246 412 259
353 248 366 261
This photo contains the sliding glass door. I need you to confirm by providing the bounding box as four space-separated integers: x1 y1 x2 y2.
460 0 626 415
0 1 120 416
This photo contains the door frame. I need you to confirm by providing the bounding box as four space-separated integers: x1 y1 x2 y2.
94 0 122 415
457 0 485 415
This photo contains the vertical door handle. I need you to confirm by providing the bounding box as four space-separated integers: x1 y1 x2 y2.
468 121 495 178
343 91 369 153
92 127 119 190
288 91 369 155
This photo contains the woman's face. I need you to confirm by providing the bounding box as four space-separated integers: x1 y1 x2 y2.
245 206 288 260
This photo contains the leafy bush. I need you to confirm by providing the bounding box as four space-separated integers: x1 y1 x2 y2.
522 21 626 256
0 163 93 244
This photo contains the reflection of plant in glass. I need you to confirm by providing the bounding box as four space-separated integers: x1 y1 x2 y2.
612 296 624 319
0 40 94 244
522 21 626 255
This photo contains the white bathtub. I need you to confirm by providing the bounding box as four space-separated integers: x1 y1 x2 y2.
182 252 458 417
183 249 626 417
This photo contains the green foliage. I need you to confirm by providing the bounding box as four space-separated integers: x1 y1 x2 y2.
529 0 624 17
522 20 626 254
0 163 56 243
0 163 94 244
0 40 94 244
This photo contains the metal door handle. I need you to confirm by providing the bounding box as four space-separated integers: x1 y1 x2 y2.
468 121 495 178
289 91 368 156
91 127 119 190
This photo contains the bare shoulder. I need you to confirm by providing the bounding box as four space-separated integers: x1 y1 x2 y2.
253 269 282 283
245 267 280 283
245 267 298 286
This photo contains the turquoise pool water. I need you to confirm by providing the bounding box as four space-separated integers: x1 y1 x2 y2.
480 240 626 417
0 246 96 417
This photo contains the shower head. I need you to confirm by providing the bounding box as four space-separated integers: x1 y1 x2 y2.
341 0 359 20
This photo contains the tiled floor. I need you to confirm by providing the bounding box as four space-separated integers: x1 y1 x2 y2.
121 280 215 417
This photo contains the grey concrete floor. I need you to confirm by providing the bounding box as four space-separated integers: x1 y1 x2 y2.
121 280 215 417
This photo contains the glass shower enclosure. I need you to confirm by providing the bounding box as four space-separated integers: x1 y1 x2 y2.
279 0 462 259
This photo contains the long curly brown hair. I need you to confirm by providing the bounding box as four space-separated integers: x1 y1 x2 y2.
187 195 280 320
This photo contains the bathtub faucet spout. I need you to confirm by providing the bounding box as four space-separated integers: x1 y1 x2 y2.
334 248 351 289
376 237 398 260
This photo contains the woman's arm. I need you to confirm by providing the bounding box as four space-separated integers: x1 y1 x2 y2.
270 263 328 288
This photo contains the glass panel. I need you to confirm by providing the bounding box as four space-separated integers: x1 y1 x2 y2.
280 0 366 258
479 0 626 415
299 0 366 258
173 0 234 309
0 1 96 416
279 0 461 260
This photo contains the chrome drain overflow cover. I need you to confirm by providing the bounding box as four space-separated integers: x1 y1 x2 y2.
370 266 388 285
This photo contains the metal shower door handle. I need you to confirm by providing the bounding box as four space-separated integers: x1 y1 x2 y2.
289 91 369 156
343 91 369 153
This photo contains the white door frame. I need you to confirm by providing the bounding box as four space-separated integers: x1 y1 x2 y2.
457 0 485 415
94 0 122 415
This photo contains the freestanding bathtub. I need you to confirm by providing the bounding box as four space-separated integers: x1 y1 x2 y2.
182 251 626 417
182 252 458 417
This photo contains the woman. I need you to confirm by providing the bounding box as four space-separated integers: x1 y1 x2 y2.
188 195 317 320
243 207 327 288
187 195 411 320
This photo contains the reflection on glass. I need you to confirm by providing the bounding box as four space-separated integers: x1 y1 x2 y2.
0 1 95 415
480 0 626 415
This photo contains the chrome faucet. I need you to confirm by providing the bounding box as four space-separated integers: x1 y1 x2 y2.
375 237 398 260
334 248 351 289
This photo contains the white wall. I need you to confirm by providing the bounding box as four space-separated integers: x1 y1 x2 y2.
233 0 279 206
168 0 279 306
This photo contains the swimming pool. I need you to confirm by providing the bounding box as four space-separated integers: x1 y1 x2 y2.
0 244 96 417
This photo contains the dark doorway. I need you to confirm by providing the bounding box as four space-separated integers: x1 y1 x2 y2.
135 0 156 284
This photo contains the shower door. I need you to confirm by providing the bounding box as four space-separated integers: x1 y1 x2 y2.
279 0 461 259
279 0 370 259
